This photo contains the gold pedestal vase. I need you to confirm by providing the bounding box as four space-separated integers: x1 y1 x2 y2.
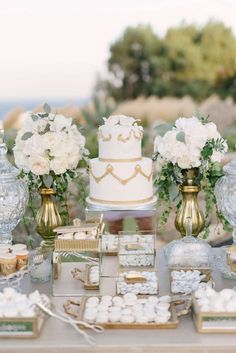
175 169 205 237
36 188 62 248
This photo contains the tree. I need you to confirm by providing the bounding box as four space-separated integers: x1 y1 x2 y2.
99 21 236 101
107 25 160 100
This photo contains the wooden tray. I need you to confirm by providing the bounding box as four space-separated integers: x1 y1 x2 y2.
192 294 236 333
64 296 190 329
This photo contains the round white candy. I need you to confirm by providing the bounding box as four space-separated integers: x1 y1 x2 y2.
96 313 108 323
109 312 121 322
120 315 134 324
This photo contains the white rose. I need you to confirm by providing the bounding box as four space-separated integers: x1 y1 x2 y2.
158 130 188 163
43 131 67 153
68 126 86 147
13 149 30 172
67 152 80 169
22 133 45 157
177 155 193 169
176 117 208 149
119 115 138 126
211 151 224 163
49 114 72 132
205 122 221 140
50 157 68 175
22 115 48 134
103 115 120 126
29 156 50 175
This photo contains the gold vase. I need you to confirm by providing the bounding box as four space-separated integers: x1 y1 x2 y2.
36 188 62 248
175 169 205 237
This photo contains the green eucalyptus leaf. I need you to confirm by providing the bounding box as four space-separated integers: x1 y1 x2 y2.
31 114 39 122
38 113 48 119
43 175 53 188
176 131 185 143
155 123 174 137
21 132 33 141
43 103 51 114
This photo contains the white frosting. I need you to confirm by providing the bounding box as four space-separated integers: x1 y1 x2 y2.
98 118 143 160
89 158 153 205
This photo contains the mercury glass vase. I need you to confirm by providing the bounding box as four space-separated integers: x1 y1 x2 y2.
0 128 29 244
175 169 205 237
36 188 62 248
215 158 236 243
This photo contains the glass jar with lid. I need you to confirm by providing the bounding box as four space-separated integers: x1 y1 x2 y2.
0 126 28 244
215 157 236 242
164 219 213 294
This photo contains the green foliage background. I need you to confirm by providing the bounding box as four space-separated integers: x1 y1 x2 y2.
97 21 236 102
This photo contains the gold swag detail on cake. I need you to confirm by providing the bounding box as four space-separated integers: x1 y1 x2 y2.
117 131 132 143
89 164 152 185
97 129 143 143
97 130 112 142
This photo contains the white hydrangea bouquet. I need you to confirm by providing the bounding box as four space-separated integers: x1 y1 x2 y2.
153 115 228 235
13 104 89 222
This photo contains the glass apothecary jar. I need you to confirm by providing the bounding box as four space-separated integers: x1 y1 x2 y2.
164 234 213 294
52 239 102 296
118 231 156 268
215 245 236 280
215 158 236 242
0 128 28 244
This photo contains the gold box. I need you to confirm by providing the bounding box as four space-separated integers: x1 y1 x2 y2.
192 294 236 333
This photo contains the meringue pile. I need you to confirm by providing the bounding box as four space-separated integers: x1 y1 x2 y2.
171 270 206 294
57 228 97 240
117 270 158 295
102 233 118 253
0 287 50 318
119 234 155 267
83 294 171 324
195 287 236 312
89 266 99 285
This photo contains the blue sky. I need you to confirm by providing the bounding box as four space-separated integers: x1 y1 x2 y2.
0 0 235 100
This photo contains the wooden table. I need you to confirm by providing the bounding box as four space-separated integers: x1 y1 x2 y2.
1 248 236 353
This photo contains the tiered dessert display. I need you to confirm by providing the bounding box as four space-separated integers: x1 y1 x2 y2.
88 115 155 208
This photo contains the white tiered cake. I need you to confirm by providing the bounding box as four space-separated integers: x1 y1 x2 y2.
88 115 154 207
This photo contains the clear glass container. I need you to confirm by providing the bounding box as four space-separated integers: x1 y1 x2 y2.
30 247 52 283
116 268 158 295
215 246 236 279
164 236 213 269
52 241 102 296
118 231 155 268
215 158 236 242
0 128 28 244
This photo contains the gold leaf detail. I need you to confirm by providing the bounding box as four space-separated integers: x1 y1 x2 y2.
97 129 112 142
89 163 152 185
117 131 132 143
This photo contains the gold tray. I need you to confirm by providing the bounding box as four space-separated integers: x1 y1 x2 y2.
54 239 100 252
84 264 99 290
64 296 190 329
192 294 236 333
0 307 48 338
